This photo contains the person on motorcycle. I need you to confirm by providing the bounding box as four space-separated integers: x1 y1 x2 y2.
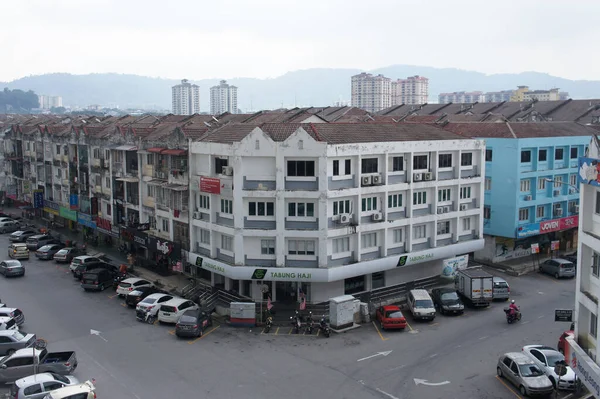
509 300 519 316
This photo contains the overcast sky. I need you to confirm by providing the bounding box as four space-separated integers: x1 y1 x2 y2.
3 0 597 82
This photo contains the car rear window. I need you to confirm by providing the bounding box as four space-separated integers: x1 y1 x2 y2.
119 282 132 288
161 305 177 313
494 282 508 288
6 319 15 329
561 263 574 268
179 315 197 323
82 273 97 281
385 311 403 318
72 259 83 265
141 297 155 304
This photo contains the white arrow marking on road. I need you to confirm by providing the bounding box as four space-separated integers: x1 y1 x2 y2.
538 291 544 295
414 378 450 386
90 329 108 342
357 350 393 362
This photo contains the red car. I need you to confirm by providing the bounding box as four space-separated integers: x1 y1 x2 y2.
376 305 407 330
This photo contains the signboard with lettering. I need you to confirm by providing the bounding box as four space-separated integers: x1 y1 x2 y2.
578 157 600 187
59 206 77 222
554 309 573 322
77 213 97 229
69 194 78 210
531 243 540 254
517 216 579 238
441 255 469 279
97 218 119 237
551 240 560 251
567 335 600 398
200 177 221 194
33 190 44 209
43 200 60 216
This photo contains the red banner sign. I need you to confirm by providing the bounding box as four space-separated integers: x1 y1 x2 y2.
200 177 221 194
539 216 579 234
97 218 112 231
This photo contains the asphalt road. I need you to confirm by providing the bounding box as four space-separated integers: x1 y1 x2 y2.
0 233 576 399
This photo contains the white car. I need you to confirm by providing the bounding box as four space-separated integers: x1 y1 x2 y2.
136 293 174 317
522 345 578 390
10 373 79 399
0 316 18 331
68 256 100 272
116 278 153 297
157 297 199 324
42 379 95 399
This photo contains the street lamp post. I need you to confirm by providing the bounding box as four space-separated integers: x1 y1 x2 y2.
543 178 579 193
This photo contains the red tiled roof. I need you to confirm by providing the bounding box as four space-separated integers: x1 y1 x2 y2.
443 122 597 139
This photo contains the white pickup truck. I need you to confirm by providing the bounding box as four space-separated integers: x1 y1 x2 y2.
0 348 77 383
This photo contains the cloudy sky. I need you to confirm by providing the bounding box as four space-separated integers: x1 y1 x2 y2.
3 0 597 82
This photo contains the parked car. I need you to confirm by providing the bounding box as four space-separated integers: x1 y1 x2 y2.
9 373 79 399
375 305 407 330
26 235 58 251
540 258 576 279
8 243 29 260
0 330 35 356
0 217 16 224
0 260 25 277
125 286 163 307
69 256 101 273
41 379 95 399
158 298 199 324
0 307 24 326
135 293 174 320
431 288 465 315
0 317 18 331
558 330 574 354
116 278 153 297
522 345 577 390
496 352 554 397
72 261 117 281
0 348 78 383
35 244 65 260
0 220 20 234
80 268 114 291
53 248 85 263
9 230 36 243
175 309 213 338
561 251 578 265
492 277 511 301
406 289 436 321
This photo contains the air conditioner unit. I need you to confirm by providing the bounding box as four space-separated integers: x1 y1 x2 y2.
423 172 433 181
372 174 382 185
460 204 467 211
339 214 351 224
372 213 383 221
553 189 561 196
361 175 372 186
524 195 532 201
413 173 422 181
193 212 200 219
443 206 451 213
554 208 563 217
437 206 444 214
569 188 577 194
222 166 233 176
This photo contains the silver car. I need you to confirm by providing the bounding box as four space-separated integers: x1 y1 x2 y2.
9 373 79 399
540 258 576 279
0 260 25 277
493 277 510 301
0 330 35 356
522 345 578 390
497 352 554 396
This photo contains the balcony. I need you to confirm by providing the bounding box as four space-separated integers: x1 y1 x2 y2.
153 168 168 180
113 162 123 176
62 179 70 186
36 153 44 162
142 164 154 177
62 155 68 163
126 194 139 206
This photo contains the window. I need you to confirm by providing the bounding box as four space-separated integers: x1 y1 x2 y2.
536 206 545 218
333 160 340 176
361 197 378 212
288 202 315 217
413 224 426 239
199 229 210 245
55 145 61 155
333 200 351 215
461 152 473 166
332 237 350 254
569 174 577 187
248 201 275 216
484 206 491 219
596 192 600 214
24 384 43 395
147 185 156 198
220 199 233 214
539 149 547 162
287 160 315 177
460 187 472 199
56 168 62 178
105 176 110 188
221 235 233 251
393 228 403 243
538 178 547 190
361 232 377 249
391 156 403 171
361 158 378 173
288 240 315 255
520 179 531 192
592 252 600 277
413 155 428 170
43 381 64 391
571 147 579 159
344 159 351 175
438 154 452 168
591 313 597 339
437 221 450 235
161 218 170 232
106 204 112 216
554 176 563 188
485 178 491 191
388 194 402 208
93 148 101 159
438 188 451 202
261 239 275 255
147 154 154 164
215 157 228 173
521 150 531 163
372 272 385 289
413 191 427 205
198 195 209 210
555 148 564 160
518 208 529 221
462 218 471 231
485 149 493 162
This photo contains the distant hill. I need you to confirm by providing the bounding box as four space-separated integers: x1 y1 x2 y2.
3 66 600 112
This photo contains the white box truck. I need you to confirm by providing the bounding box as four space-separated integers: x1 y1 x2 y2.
455 268 493 307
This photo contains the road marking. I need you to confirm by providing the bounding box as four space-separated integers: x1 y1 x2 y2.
168 329 175 335
316 329 320 337
90 329 108 342
521 321 530 325
372 321 389 341
375 388 400 399
108 294 118 299
357 351 393 362
429 323 439 327
389 364 406 371
429 353 438 359
120 303 126 307
478 336 488 340
275 327 280 335
454 344 462 349
188 325 220 344
413 378 450 386
537 315 545 319
495 375 522 399
288 327 292 335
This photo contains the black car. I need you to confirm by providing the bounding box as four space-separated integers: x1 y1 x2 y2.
35 243 65 260
431 288 465 315
125 286 163 307
561 251 577 264
175 309 213 338
73 261 118 280
81 268 114 291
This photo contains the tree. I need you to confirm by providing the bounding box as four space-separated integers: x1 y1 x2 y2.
0 88 39 112
50 106 66 114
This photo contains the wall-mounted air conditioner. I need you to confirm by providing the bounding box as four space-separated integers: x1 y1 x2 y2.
361 175 372 186
554 208 563 217
573 205 579 213
524 195 532 201
443 206 451 213
423 172 433 181
553 189 561 196
372 174 382 185
193 212 200 219
339 214 351 224
569 188 577 194
413 173 422 181
372 213 383 221
222 166 233 176
460 204 467 211
437 206 445 214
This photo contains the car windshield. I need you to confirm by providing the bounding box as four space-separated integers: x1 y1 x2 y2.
49 372 69 383
56 249 68 255
519 364 544 377
130 290 142 296
544 353 564 366
385 311 403 318
11 331 25 340
415 300 434 308
38 246 52 251
12 232 23 236
441 292 459 301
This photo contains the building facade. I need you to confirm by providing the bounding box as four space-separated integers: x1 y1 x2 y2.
172 79 200 115
438 92 485 104
210 80 238 115
391 76 429 105
37 95 63 109
351 73 392 113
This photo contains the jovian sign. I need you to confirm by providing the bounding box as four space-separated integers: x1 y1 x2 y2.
517 216 579 238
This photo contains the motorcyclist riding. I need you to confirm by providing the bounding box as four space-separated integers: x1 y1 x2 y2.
509 300 519 316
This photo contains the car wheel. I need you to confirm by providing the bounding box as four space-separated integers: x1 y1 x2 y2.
496 367 503 378
555 272 560 279
380 321 385 330
99 284 104 291
519 385 527 396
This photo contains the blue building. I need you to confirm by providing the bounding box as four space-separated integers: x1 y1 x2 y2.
443 122 596 263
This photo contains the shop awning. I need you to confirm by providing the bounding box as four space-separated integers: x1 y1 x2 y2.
105 144 121 149
116 177 140 183
164 183 188 191
147 179 168 186
161 149 187 156
147 147 166 153
115 145 138 151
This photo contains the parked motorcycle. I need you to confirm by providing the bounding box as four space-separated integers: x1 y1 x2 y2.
319 316 331 338
504 308 522 324
290 311 302 334
305 311 314 334
136 307 156 324
113 272 128 289
264 315 273 333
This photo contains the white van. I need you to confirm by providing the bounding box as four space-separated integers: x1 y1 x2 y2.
407 289 436 321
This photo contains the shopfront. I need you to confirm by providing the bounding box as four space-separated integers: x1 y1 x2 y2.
516 215 579 253
96 217 119 239
77 213 97 238
59 206 78 230
42 199 60 224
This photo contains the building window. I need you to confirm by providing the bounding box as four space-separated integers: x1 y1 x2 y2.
591 313 597 339
569 174 577 187
438 154 452 168
372 272 385 289
261 239 275 255
333 160 340 176
104 149 110 160
344 159 351 175
215 157 228 173
539 149 547 162
333 200 351 215
462 218 471 231
198 195 209 210
438 188 451 202
105 176 110 188
536 206 545 218
248 201 275 216
413 224 426 239
518 208 529 221
521 150 531 163
361 232 377 249
520 179 531 192
388 194 402 208
332 237 350 254
162 219 170 233
393 228 403 243
592 252 600 277
199 229 210 245
596 192 600 214
437 221 450 235
146 154 154 164
287 160 315 177
288 240 315 255
106 204 111 216
460 187 472 199
56 145 61 155
485 178 491 191
413 155 428 170
413 191 427 205
361 158 378 173
484 206 491 219
221 235 233 251
391 156 403 171
461 153 473 166
288 202 315 217
571 147 579 159
344 276 365 295
361 197 378 212
147 185 156 198
554 176 563 188
220 199 233 214
555 148 564 160
485 149 492 162
538 178 547 190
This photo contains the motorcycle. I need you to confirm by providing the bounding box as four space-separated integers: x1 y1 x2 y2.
264 315 273 333
305 311 314 334
319 316 331 338
136 307 156 324
290 311 302 334
504 308 522 324
113 271 128 289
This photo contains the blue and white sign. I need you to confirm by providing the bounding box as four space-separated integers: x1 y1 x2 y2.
578 157 600 187
441 255 469 279
516 222 541 238
77 213 97 229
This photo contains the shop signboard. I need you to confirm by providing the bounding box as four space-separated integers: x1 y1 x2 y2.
441 255 469 279
578 157 600 187
97 217 119 237
77 213 96 229
33 190 44 209
517 216 579 238
200 176 221 194
43 200 60 216
59 206 77 222
69 194 78 210
531 243 540 254
554 309 573 322
567 336 600 398
551 240 560 251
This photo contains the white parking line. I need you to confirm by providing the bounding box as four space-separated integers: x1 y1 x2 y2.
376 388 400 399
429 353 438 358
478 336 489 340
538 315 545 319
389 364 406 372
521 321 530 325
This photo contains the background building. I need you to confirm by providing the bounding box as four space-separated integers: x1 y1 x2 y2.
438 91 485 104
37 95 63 109
351 73 392 113
171 79 200 115
510 86 563 102
391 75 429 105
210 80 238 115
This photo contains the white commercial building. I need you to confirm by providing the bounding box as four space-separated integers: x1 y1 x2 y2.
188 123 485 305
210 80 238 115
172 79 200 115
